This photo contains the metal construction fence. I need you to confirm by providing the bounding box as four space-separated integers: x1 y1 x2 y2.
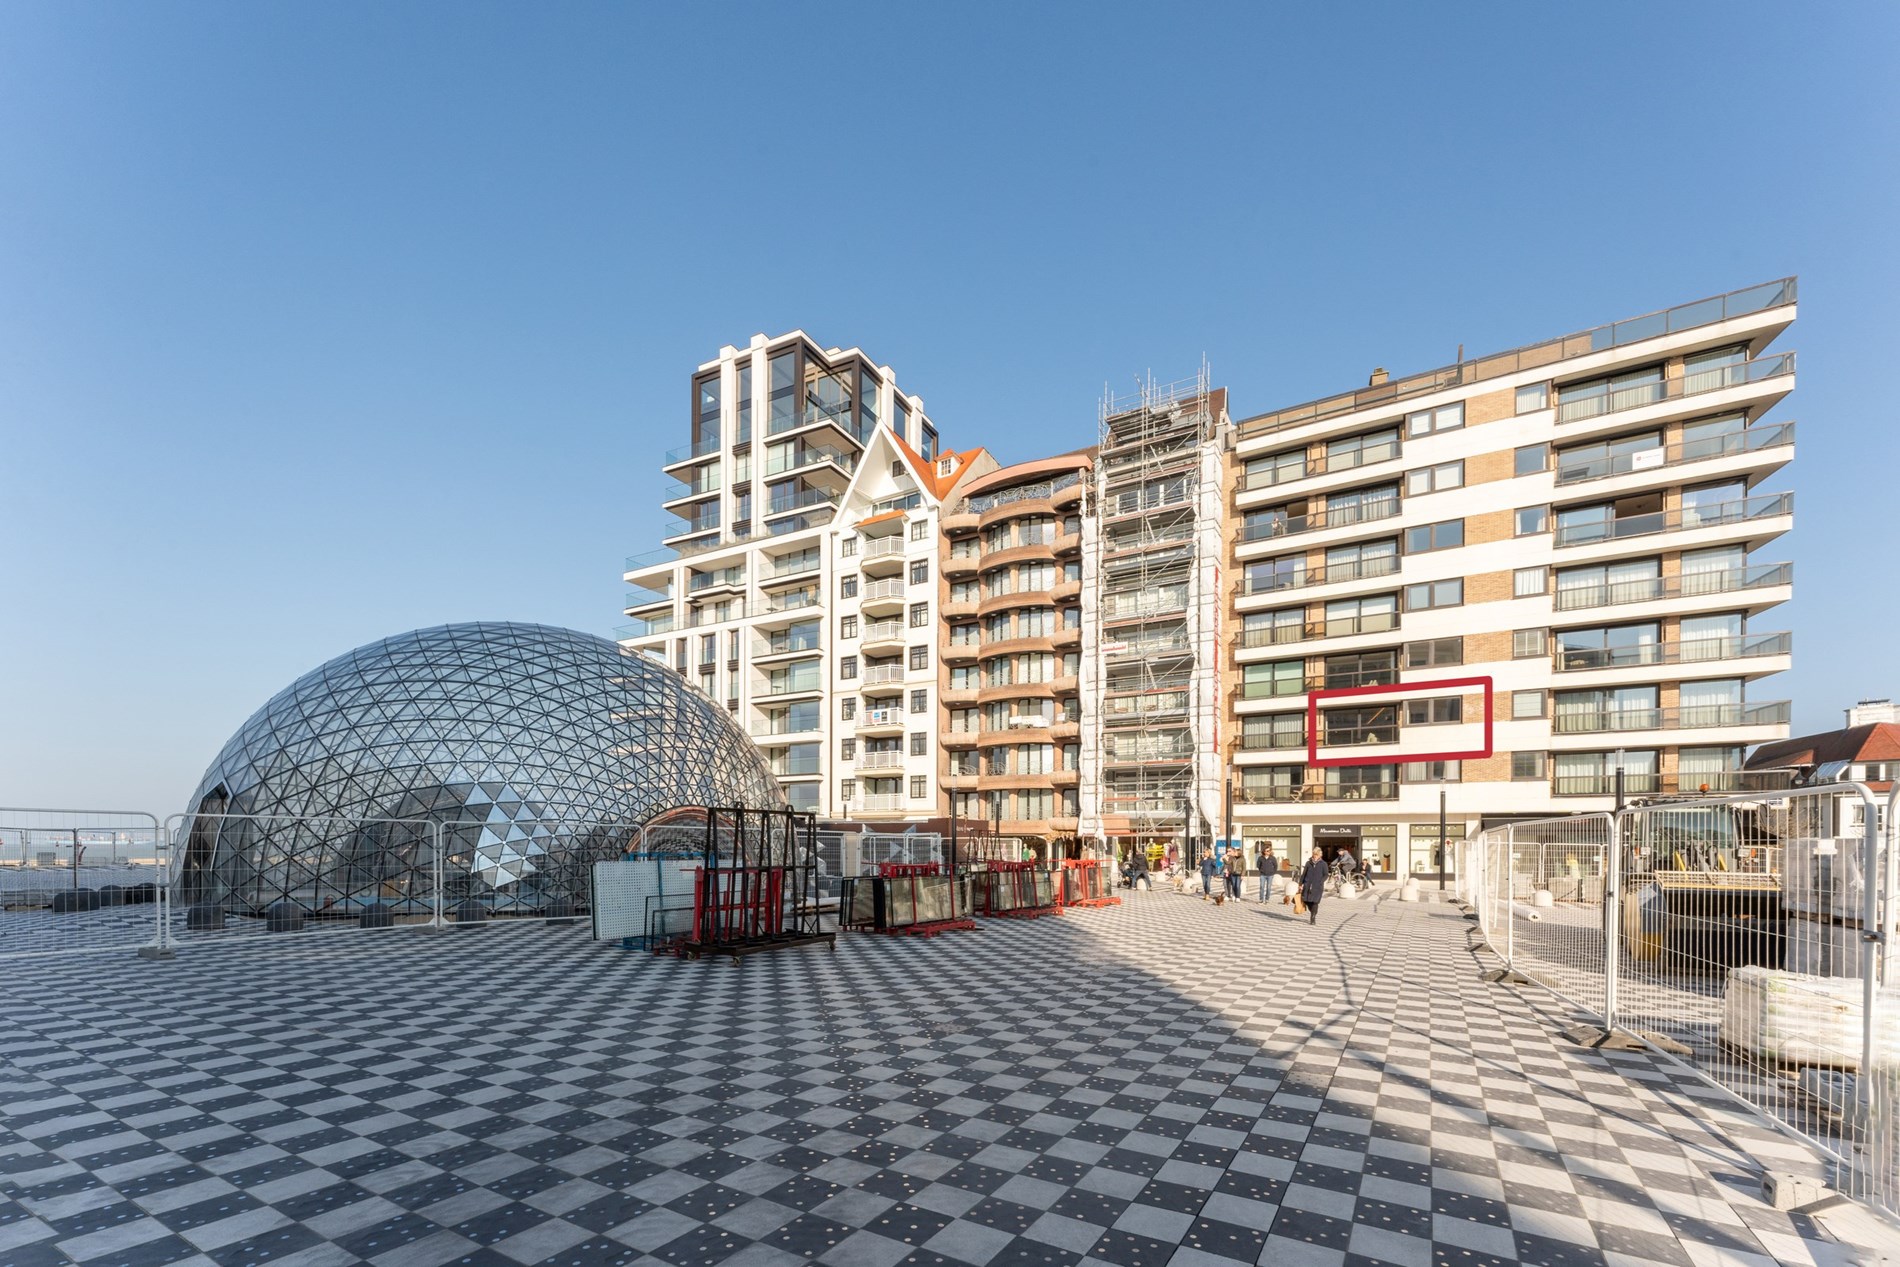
1457 783 1899 1220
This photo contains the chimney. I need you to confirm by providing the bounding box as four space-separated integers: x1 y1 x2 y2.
1368 367 1389 386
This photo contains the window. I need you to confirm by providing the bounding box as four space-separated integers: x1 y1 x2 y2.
909 602 930 628
1242 659 1305 699
910 560 930 585
840 779 855 802
1401 760 1462 782
920 423 938 461
839 655 858 680
1404 697 1462 725
1512 751 1546 780
699 634 716 665
1404 579 1462 611
1513 567 1547 597
1063 560 1081 583
841 698 856 720
1511 690 1546 720
1406 401 1464 437
1513 629 1545 659
841 738 855 759
910 689 928 714
841 615 858 638
1515 505 1549 536
1246 449 1305 488
1515 444 1548 476
911 776 927 799
1404 520 1463 553
841 537 857 558
1404 637 1463 669
909 520 928 541
1515 383 1549 414
910 732 927 756
909 645 929 670
1405 461 1464 496
839 576 858 598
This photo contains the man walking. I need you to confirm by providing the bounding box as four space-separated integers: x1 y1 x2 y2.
1225 843 1244 901
1298 845 1328 926
1256 842 1278 903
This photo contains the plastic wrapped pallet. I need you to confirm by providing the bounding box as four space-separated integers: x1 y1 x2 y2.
1720 966 1900 1070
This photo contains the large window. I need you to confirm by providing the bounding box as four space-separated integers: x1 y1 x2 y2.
694 374 721 450
1241 659 1305 699
1404 520 1464 554
1403 579 1461 612
1405 401 1463 437
768 350 798 433
1405 461 1464 496
734 364 752 445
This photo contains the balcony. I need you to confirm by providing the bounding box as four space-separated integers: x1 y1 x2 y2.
623 585 671 613
942 684 979 705
945 548 980 577
941 728 979 747
1555 352 1795 425
1236 278 1797 443
752 673 822 701
943 597 979 619
615 615 673 640
750 719 822 741
1105 635 1192 662
860 536 907 574
764 444 856 482
663 437 722 467
1552 492 1792 549
861 663 906 687
1550 700 1791 735
861 576 908 614
1554 631 1791 672
765 486 842 519
1240 497 1400 545
1101 690 1190 723
857 750 906 770
1103 592 1189 623
855 793 908 815
764 553 822 584
944 639 980 664
855 709 907 735
687 566 745 596
1235 554 1399 599
1240 439 1403 494
1553 563 1792 613
1552 769 1794 797
861 621 906 653
1235 610 1398 649
768 403 857 441
665 508 722 543
752 634 821 662
662 476 723 506
1554 421 1794 487
1235 731 1307 752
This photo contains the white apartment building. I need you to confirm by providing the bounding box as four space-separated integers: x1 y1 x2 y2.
620 332 990 818
1225 278 1798 876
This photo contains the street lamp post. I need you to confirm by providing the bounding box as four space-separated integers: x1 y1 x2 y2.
1437 785 1447 892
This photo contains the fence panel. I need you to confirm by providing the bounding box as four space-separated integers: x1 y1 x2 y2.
1501 815 1614 1020
0 808 165 959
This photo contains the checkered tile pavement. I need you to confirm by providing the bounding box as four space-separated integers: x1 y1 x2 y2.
0 890 1869 1266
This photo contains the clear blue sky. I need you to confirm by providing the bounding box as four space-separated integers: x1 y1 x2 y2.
2 2 1894 813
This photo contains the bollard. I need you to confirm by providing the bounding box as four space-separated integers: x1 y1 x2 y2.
266 902 305 933
187 903 225 930
454 899 487 926
51 889 102 914
359 902 395 929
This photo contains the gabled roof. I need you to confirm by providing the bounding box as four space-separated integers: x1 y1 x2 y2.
1745 723 1900 771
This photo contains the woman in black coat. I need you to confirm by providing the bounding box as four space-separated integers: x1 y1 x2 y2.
1297 845 1328 925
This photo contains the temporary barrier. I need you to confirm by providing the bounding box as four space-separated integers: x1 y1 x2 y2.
0 808 166 960
1460 782 1898 1221
1057 859 1120 909
971 861 1059 919
661 807 834 959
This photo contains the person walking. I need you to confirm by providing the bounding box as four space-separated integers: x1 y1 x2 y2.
1199 847 1217 900
1225 844 1244 900
1256 843 1278 903
1298 845 1328 925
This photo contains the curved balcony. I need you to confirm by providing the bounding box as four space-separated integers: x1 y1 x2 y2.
979 495 1057 528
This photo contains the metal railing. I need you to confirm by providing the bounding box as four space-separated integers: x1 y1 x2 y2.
1460 780 1896 1220
1553 562 1792 612
1550 701 1791 734
956 472 1084 516
1554 630 1791 671
1236 278 1795 441
1237 610 1399 647
1554 421 1795 485
1553 492 1793 548
1241 496 1401 543
1555 352 1795 424
1236 554 1399 597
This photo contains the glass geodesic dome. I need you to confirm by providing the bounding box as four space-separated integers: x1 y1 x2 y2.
175 622 786 915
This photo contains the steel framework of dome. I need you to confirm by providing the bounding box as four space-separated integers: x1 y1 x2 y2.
175 622 786 915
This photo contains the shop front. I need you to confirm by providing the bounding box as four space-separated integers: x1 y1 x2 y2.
1239 824 1301 878
1406 821 1466 879
1312 823 1397 875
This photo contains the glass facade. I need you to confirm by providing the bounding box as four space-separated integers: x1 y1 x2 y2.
176 623 785 915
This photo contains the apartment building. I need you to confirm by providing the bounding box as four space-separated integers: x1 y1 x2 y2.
940 454 1092 851
1224 278 1797 876
1086 374 1232 862
620 331 991 817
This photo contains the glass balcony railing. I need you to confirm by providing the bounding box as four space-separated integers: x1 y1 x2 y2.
615 615 674 639
1236 554 1399 597
1553 630 1791 671
1236 278 1796 441
623 585 670 610
1552 562 1791 612
1236 610 1399 648
664 437 722 464
1552 769 1792 797
1550 701 1791 734
1552 492 1792 547
1241 496 1400 543
1553 422 1794 485
687 567 744 593
765 486 842 517
765 444 857 479
1555 353 1794 425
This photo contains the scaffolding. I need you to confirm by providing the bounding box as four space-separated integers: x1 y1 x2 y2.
1084 365 1227 863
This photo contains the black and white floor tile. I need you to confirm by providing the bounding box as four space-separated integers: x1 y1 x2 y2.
0 889 1868 1266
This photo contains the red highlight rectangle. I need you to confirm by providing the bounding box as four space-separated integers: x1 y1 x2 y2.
1305 675 1494 768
